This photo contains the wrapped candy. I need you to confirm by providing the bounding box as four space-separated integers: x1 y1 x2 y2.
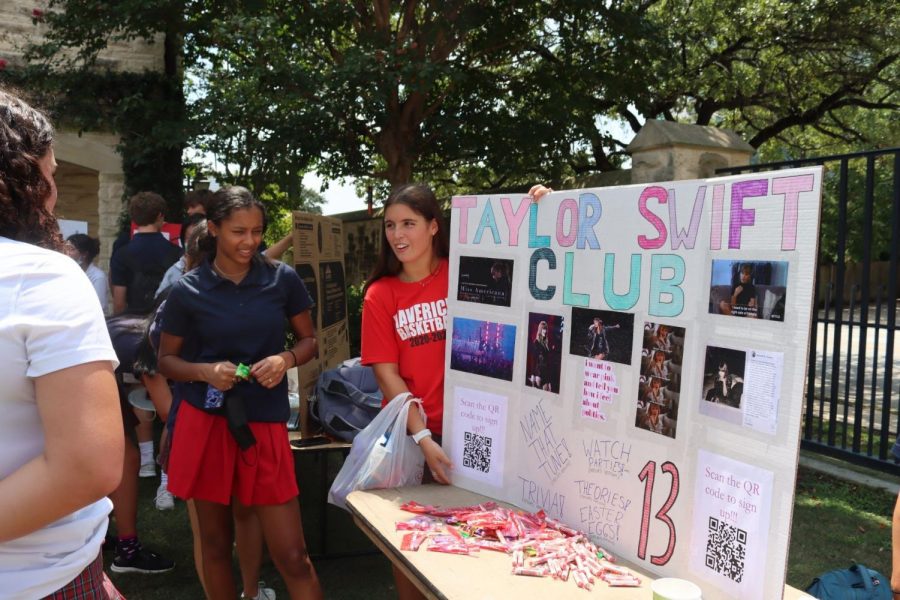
395 499 641 592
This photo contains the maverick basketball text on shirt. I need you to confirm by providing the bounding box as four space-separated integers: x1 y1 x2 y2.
392 299 448 343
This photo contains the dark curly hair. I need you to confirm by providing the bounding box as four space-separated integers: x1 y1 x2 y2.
0 88 62 251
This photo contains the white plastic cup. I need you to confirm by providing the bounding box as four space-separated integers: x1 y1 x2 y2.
651 578 702 600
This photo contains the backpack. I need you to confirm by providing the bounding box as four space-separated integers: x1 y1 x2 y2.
123 245 181 314
805 564 892 600
311 364 383 442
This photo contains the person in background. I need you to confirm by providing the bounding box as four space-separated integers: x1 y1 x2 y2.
103 309 177 573
110 191 182 485
185 188 214 216
156 212 208 298
361 182 551 600
109 191 182 316
0 87 124 598
158 186 322 599
65 232 109 313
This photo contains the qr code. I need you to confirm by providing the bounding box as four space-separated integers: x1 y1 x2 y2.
705 517 746 583
463 431 492 473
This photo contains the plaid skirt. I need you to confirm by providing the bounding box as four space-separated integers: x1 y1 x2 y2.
42 553 124 600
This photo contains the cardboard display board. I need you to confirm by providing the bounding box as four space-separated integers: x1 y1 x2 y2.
442 168 822 600
292 212 351 433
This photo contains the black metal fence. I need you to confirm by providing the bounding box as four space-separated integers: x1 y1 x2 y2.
718 148 900 475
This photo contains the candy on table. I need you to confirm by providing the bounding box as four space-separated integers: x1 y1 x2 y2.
396 515 442 532
395 499 641 590
400 532 428 551
512 566 549 577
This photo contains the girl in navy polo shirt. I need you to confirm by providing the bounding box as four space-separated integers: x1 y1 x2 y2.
158 186 322 599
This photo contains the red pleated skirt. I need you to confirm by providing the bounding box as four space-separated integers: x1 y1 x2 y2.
167 402 298 506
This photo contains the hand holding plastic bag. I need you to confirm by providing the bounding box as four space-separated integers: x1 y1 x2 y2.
328 392 425 510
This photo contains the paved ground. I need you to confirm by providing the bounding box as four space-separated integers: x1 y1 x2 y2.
800 450 899 495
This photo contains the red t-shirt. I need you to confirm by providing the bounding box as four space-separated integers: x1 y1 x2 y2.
361 259 448 435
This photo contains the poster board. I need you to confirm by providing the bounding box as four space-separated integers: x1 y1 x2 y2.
442 168 822 599
292 212 351 433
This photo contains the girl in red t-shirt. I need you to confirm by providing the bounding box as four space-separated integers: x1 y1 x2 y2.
361 183 550 599
361 184 454 484
362 183 552 482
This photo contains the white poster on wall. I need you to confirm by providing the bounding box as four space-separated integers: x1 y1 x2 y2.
442 168 823 599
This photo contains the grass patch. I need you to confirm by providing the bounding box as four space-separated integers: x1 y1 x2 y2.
107 465 896 598
787 468 894 589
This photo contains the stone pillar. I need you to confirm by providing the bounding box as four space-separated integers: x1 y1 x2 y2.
627 120 754 184
97 171 126 267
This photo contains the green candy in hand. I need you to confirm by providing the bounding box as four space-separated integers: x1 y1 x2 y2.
235 363 251 380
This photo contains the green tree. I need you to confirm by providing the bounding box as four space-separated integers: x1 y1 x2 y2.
20 0 189 210
516 0 898 183
24 0 898 205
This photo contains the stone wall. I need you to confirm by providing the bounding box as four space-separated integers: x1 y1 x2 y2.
627 120 754 184
0 1 165 72
55 162 100 231
1 0 164 271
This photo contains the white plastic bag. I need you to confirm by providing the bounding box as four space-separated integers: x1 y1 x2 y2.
328 392 425 510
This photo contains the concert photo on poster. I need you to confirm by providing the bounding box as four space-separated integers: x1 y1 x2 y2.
634 321 687 439
524 312 564 394
568 307 634 365
457 256 514 307
708 259 789 321
450 317 517 382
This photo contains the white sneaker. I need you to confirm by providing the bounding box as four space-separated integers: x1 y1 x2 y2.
241 582 276 600
139 461 156 478
155 483 175 510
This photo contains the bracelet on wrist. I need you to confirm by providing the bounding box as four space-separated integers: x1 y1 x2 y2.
412 428 432 445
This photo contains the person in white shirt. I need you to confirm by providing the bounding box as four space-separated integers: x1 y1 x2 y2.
65 233 110 313
0 88 124 598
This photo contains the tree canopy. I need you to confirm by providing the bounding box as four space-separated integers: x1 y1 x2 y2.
23 0 899 203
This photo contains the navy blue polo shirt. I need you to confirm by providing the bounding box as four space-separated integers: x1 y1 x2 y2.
161 258 313 422
110 232 182 313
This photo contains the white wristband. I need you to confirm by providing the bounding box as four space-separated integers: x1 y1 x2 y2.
412 428 432 445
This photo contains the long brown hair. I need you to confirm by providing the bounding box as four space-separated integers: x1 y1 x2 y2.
0 88 61 250
364 183 449 291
